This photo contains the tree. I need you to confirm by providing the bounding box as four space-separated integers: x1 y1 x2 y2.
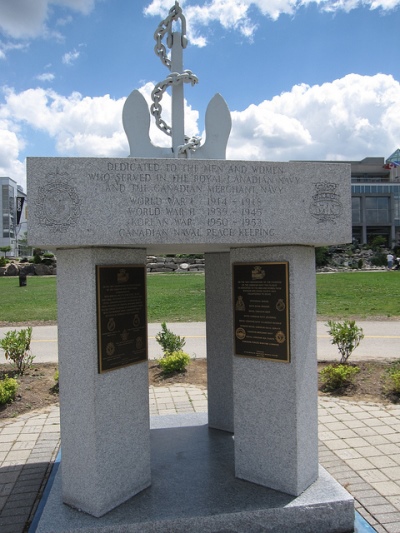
0 246 11 258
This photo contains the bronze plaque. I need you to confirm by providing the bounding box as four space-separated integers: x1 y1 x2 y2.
233 262 290 362
96 265 147 373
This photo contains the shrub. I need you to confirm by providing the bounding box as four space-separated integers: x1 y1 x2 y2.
0 376 18 405
385 363 400 395
158 350 190 374
370 252 387 267
0 327 35 375
370 235 386 250
326 319 364 364
357 258 363 269
43 252 55 258
320 364 360 392
315 247 330 267
155 322 186 356
0 256 5 267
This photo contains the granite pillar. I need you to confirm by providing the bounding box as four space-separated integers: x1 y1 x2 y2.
57 247 150 517
205 252 234 432
232 245 318 496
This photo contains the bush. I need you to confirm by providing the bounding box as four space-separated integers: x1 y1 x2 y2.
370 252 387 267
0 256 5 267
0 327 35 375
385 363 400 395
320 364 360 391
326 319 364 364
357 258 363 269
0 376 18 405
155 322 186 356
315 247 330 267
158 351 190 374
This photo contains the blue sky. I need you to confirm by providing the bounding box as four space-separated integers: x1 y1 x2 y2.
1 0 400 189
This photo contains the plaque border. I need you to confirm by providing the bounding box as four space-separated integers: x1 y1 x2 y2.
232 261 290 363
96 264 148 374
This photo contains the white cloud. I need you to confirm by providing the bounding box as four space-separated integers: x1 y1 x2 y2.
2 73 400 189
36 72 55 82
62 49 80 65
144 0 400 44
227 73 400 161
0 0 96 39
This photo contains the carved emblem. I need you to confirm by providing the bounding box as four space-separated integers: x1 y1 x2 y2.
309 182 343 223
275 331 286 344
36 174 81 232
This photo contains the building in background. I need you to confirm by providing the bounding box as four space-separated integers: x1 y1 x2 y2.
0 177 28 257
351 149 400 247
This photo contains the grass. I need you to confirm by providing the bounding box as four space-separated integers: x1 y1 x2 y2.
0 271 399 324
316 271 400 318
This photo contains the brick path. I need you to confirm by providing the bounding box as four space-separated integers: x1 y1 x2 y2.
1 387 400 532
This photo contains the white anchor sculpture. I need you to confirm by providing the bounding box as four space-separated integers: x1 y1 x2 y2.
123 1 231 159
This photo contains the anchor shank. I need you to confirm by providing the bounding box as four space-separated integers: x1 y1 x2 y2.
171 31 185 156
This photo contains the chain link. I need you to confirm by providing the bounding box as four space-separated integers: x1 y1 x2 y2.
151 1 201 156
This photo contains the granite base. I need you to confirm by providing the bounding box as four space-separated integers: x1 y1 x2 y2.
35 413 354 533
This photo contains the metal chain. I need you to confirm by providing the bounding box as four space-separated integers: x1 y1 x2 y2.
153 1 187 71
151 1 201 156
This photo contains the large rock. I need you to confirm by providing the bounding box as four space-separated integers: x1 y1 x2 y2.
34 263 52 276
4 263 19 276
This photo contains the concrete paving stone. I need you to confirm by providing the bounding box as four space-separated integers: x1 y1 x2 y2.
323 421 349 431
349 488 382 499
345 457 376 470
356 510 378 527
370 480 400 496
38 432 60 441
362 418 388 428
335 448 363 460
371 526 386 533
354 411 379 420
5 449 31 461
359 495 394 507
344 419 367 429
366 503 399 515
0 434 17 443
318 431 337 441
20 425 46 434
0 503 32 517
317 415 338 424
385 523 400 533
360 469 390 483
334 429 359 439
0 517 27 531
11 440 36 451
41 424 60 432
6 490 36 504
157 410 177 415
353 426 379 438
0 483 14 496
386 432 400 443
357 445 385 457
324 439 350 451
374 512 400 525
0 427 24 435
377 443 400 455
15 433 39 443
380 466 400 481
367 455 398 468
342 436 371 447
0 443 13 452
363 431 390 446
0 470 20 484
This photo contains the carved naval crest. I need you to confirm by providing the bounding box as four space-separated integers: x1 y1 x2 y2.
309 182 343 223
35 173 81 232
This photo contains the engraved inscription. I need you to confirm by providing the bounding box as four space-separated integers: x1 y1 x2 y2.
97 265 147 373
233 262 290 363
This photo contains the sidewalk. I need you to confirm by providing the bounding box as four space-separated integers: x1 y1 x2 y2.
1 389 400 532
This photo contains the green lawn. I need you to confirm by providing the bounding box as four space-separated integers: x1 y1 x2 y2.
0 271 398 324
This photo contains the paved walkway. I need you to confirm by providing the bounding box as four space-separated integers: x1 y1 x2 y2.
1 389 400 532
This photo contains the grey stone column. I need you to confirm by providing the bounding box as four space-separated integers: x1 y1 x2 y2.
231 246 318 496
205 252 234 432
57 247 150 517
